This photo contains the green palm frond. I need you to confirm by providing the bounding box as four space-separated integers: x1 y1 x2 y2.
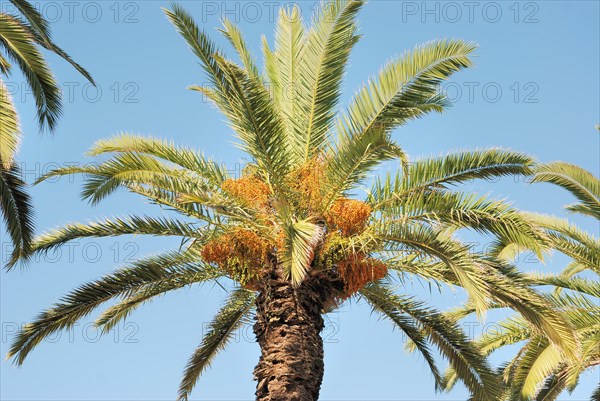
384 245 579 359
36 153 219 206
8 248 223 365
535 374 568 401
338 39 476 140
178 288 255 401
163 4 230 105
323 127 408 204
0 53 11 74
271 5 305 148
0 78 20 166
209 54 292 189
6 0 94 84
527 273 600 298
0 163 34 268
0 13 61 130
378 222 490 313
1 0 94 270
7 0 51 40
296 0 363 161
218 18 259 78
523 213 600 273
378 190 548 257
28 215 204 256
87 134 227 187
359 283 444 388
458 288 599 401
531 162 600 220
369 149 536 208
360 282 501 401
281 216 324 285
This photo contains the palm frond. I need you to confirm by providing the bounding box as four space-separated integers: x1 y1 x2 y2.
281 216 324 285
0 163 34 269
296 0 363 161
209 54 292 189
527 273 600 298
28 215 203 256
323 127 408 205
87 134 226 188
338 39 476 140
369 149 536 209
0 13 61 130
218 18 259 78
163 4 230 103
378 190 548 258
6 0 95 85
360 282 501 401
271 5 305 151
358 282 443 388
0 78 20 166
531 162 600 220
7 248 222 365
178 288 255 400
7 0 94 84
378 222 490 314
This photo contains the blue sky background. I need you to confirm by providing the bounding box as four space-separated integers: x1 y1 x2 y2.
1 0 599 400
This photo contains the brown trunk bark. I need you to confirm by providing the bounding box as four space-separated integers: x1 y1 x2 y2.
253 271 340 401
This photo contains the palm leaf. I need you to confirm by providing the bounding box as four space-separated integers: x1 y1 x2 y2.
0 163 34 268
281 215 324 285
360 282 501 401
0 78 20 166
178 288 255 400
8 248 222 365
0 13 62 130
296 0 363 161
338 39 476 140
531 162 600 220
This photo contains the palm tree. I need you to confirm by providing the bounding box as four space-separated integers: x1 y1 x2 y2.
6 2 579 400
0 0 94 264
444 162 600 400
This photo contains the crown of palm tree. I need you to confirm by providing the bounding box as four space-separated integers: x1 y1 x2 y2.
0 0 94 265
6 2 581 400
444 162 600 401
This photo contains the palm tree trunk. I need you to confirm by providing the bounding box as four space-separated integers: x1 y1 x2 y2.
253 271 340 401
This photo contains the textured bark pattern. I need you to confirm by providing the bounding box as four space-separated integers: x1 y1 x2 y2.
253 271 341 401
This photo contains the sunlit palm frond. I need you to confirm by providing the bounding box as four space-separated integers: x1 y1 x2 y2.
523 213 599 273
378 190 548 257
369 149 536 208
378 222 490 314
281 214 324 285
0 13 62 130
531 162 600 220
218 18 259 78
87 134 227 188
337 39 476 140
210 55 292 189
178 288 255 401
8 248 222 365
163 4 230 103
29 215 204 256
323 127 408 205
527 273 600 298
360 282 501 401
0 163 34 268
0 78 20 166
271 5 305 149
296 0 363 161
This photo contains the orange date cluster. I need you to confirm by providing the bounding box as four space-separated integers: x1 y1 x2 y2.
199 162 387 296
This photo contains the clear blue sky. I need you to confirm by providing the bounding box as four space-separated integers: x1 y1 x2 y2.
1 1 599 400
